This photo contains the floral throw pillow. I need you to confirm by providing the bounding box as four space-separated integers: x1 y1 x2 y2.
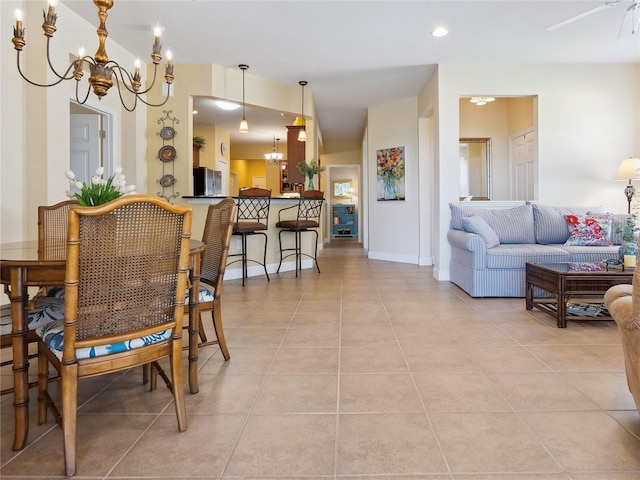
564 213 613 246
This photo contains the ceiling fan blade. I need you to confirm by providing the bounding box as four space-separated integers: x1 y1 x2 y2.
617 1 640 36
546 1 621 31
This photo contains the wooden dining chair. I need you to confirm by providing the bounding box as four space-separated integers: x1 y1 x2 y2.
190 198 237 359
35 195 192 477
0 200 77 395
149 198 236 392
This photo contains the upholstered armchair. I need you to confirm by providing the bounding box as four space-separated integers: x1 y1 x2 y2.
604 270 639 414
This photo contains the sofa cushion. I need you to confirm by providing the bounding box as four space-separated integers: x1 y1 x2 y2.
485 244 571 269
558 244 620 264
462 216 500 248
449 203 535 244
531 204 602 244
564 213 613 246
600 213 630 246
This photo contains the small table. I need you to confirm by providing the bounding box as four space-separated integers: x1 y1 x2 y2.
525 262 633 328
1 239 204 451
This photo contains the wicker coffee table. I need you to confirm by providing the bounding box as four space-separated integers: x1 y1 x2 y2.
525 262 633 328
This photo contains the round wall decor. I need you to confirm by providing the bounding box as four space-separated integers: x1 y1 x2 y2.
158 145 177 162
159 174 177 187
160 126 175 140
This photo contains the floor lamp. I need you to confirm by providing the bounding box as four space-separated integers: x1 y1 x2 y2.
615 157 640 214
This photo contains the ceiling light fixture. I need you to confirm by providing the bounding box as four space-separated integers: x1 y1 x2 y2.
470 96 496 106
215 100 241 111
294 80 308 142
431 27 449 37
238 64 249 133
11 0 174 112
265 136 284 165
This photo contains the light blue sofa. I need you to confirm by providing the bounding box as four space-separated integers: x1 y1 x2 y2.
447 203 625 297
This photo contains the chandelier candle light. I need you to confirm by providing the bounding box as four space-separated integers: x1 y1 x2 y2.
11 0 175 112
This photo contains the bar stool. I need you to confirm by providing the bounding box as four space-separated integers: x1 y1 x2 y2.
227 187 272 285
276 190 324 276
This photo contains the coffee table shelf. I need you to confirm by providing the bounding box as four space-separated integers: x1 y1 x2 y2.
525 262 633 328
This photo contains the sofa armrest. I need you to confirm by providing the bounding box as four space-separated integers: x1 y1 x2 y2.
447 229 488 254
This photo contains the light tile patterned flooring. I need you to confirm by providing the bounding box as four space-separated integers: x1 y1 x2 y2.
2 239 640 479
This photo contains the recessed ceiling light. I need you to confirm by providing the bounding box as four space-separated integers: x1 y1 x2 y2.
215 100 241 111
192 109 198 114
431 27 448 37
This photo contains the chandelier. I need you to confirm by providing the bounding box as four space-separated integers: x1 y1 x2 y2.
11 0 175 112
265 136 284 165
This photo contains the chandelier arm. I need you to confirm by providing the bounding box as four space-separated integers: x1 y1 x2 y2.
111 71 171 109
135 89 171 108
15 51 74 88
111 74 138 112
111 62 160 95
74 78 92 105
45 37 75 81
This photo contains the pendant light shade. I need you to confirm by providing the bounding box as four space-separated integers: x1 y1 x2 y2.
297 80 307 142
239 64 249 133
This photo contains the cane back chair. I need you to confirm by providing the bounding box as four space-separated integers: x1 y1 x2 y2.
0 200 77 395
35 195 192 476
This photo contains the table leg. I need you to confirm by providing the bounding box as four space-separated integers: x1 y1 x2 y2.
557 292 567 328
525 279 533 310
9 267 29 450
188 252 201 394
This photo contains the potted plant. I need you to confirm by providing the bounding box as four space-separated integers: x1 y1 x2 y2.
193 136 206 149
296 160 325 190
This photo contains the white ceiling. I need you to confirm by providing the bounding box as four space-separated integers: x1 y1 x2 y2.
61 1 640 151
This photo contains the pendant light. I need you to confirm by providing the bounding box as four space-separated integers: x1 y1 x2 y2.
295 80 308 142
238 64 249 133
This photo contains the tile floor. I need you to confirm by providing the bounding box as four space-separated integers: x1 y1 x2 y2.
2 239 640 479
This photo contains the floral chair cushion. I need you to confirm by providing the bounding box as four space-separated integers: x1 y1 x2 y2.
35 321 172 361
184 284 214 303
46 286 66 299
0 297 65 336
564 213 613 247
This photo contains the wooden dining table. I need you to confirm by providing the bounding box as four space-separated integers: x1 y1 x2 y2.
0 238 205 451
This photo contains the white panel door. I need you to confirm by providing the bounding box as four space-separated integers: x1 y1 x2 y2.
70 114 101 184
510 129 536 201
218 159 229 195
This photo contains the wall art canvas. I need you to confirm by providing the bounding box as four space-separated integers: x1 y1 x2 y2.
376 146 405 201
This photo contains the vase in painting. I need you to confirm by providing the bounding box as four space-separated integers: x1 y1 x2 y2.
383 175 397 200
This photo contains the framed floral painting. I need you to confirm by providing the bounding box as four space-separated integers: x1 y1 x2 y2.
376 146 405 201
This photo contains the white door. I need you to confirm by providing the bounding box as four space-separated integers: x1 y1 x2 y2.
70 114 102 184
218 159 229 195
510 129 536 201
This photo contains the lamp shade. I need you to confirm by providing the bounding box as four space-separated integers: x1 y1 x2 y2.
614 157 640 180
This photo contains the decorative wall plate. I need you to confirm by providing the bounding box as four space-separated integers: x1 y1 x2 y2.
159 174 176 187
158 145 177 162
160 126 175 140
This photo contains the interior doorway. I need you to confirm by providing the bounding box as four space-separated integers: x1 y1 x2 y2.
69 102 112 183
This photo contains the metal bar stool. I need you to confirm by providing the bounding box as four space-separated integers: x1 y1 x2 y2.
276 190 324 276
227 187 272 286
